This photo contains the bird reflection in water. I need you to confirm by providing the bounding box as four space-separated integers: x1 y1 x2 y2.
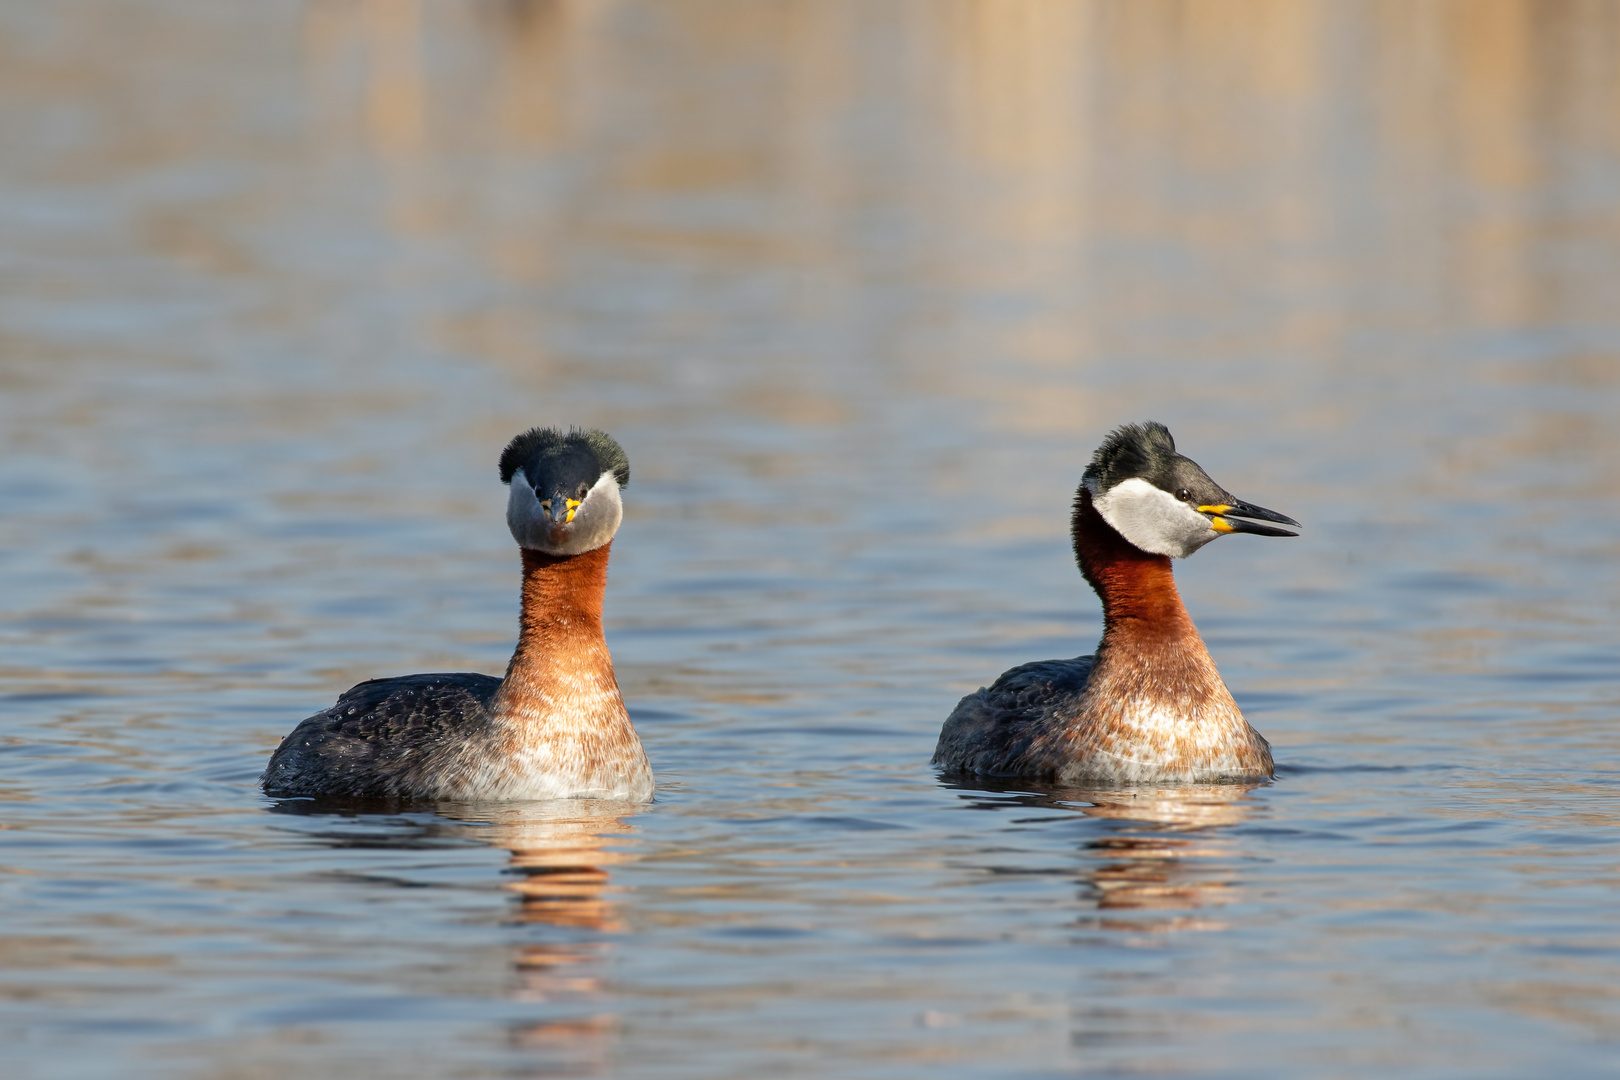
473 803 638 1029
268 796 641 1074
475 799 640 1062
944 779 1263 933
1070 784 1257 932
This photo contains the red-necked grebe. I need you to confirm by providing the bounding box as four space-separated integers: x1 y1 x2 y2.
932 421 1299 785
263 428 654 802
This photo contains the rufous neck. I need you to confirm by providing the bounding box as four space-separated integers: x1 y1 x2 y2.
1071 489 1196 641
508 541 613 675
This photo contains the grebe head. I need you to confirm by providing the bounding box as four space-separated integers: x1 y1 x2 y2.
500 427 631 555
1081 421 1299 558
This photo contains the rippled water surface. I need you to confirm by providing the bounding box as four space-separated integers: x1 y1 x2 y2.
4 3 1620 1077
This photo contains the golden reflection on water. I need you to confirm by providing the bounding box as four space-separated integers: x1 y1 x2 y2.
951 779 1261 932
277 0 1620 475
5 1 1620 1074
446 799 641 1069
1080 785 1256 930
1061 783 1260 931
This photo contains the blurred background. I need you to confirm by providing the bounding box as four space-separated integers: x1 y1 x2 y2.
2 2 1619 1078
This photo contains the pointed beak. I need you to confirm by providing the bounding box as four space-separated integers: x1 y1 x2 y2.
1196 499 1300 537
538 493 582 527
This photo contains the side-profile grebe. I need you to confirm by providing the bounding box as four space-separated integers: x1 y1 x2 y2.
932 421 1299 785
263 428 654 802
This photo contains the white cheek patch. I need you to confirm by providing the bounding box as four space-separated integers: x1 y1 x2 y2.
1092 477 1219 558
506 468 623 555
506 468 548 549
558 471 623 554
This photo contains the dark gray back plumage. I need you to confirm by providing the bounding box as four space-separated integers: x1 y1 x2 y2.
262 673 501 799
931 655 1097 777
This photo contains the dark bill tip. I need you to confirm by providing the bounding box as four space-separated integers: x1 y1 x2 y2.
1222 517 1298 538
1224 499 1300 529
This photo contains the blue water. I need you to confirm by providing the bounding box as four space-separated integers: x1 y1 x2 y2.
3 3 1620 1077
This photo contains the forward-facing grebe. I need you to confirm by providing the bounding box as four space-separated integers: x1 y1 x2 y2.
263 428 654 802
932 422 1299 785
